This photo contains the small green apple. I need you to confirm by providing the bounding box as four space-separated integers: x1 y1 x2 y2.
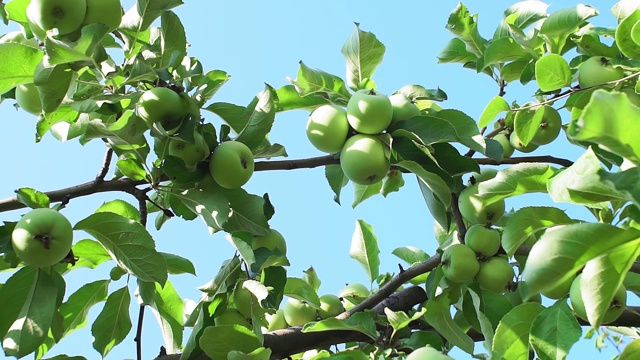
570 274 626 324
82 0 123 32
263 309 288 331
167 131 210 170
233 282 263 318
509 131 539 153
441 244 480 284
340 134 390 185
252 229 286 255
540 272 575 300
578 56 624 88
389 93 420 122
15 83 42 115
209 141 254 189
11 208 73 267
475 257 514 293
306 104 350 153
458 185 505 225
467 168 498 185
27 0 87 35
465 224 501 258
531 105 562 146
137 87 186 135
407 347 453 360
338 283 369 310
318 294 345 319
346 89 393 134
215 307 251 328
493 132 514 158
283 298 317 326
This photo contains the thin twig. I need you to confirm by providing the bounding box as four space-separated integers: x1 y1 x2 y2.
96 148 114 182
134 305 145 360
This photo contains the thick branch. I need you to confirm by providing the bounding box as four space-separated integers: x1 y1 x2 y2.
476 155 573 167
254 154 339 171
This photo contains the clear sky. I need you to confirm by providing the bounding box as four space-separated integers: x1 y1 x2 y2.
0 0 627 359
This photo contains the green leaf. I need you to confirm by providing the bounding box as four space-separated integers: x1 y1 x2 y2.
616 10 640 60
521 223 640 295
569 90 640 165
513 105 544 146
539 4 598 53
492 302 545 360
14 187 50 209
284 277 320 308
446 3 487 57
418 175 450 231
392 246 429 265
74 212 168 285
91 286 132 357
303 267 321 293
95 199 141 222
71 239 112 270
228 347 272 360
535 53 571 91
59 280 109 337
0 43 43 94
349 220 380 284
474 163 559 204
160 11 186 68
502 207 575 257
2 268 58 358
483 37 530 68
172 186 230 234
161 252 196 275
199 325 261 359
224 188 270 236
236 85 276 149
437 38 478 65
0 267 37 339
380 169 405 197
44 24 110 66
181 302 215 360
503 1 549 29
386 307 427 333
341 23 386 90
478 96 510 128
204 102 248 134
197 256 242 296
396 161 452 209
150 280 184 354
529 301 581 360
601 167 640 209
33 63 73 113
465 289 495 353
351 181 382 208
620 338 640 360
287 61 352 105
424 293 474 354
302 312 379 340
274 84 328 112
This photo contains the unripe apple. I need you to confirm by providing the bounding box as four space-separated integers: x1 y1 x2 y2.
493 132 514 158
569 274 626 324
263 309 288 331
215 307 251 328
475 257 514 293
510 131 539 153
318 294 345 319
27 0 87 35
137 87 186 134
306 104 350 153
467 168 498 185
540 272 575 300
346 89 393 134
338 283 369 310
458 185 505 226
11 208 73 267
340 134 390 185
167 131 210 170
233 283 259 318
441 244 480 284
465 224 501 258
283 298 317 326
578 56 624 88
531 105 562 146
15 83 42 115
407 346 453 360
82 0 123 32
209 141 254 189
389 93 420 122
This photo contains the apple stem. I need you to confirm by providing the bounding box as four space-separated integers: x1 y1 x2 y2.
35 234 52 249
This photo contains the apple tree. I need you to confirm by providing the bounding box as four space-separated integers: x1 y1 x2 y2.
1 0 640 359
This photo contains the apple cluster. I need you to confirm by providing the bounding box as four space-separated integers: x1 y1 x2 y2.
11 208 74 267
305 90 421 185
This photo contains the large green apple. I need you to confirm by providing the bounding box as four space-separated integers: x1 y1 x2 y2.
283 298 317 326
167 131 210 171
340 134 390 185
531 105 562 146
318 294 345 319
82 0 123 32
233 283 263 318
389 93 420 122
215 307 251 328
540 272 575 300
306 104 350 153
209 141 254 189
252 228 286 255
458 185 505 225
11 208 73 267
407 347 453 360
475 257 514 293
263 309 288 331
338 283 369 310
493 132 514 158
15 83 42 115
467 168 498 185
27 0 87 35
465 224 501 258
137 87 186 135
441 244 480 284
578 56 624 88
569 274 626 324
346 89 393 134
509 131 539 153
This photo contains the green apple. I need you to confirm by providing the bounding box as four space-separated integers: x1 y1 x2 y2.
233 283 263 318
252 229 286 255
441 244 480 284
263 309 288 331
506 282 542 306
318 294 345 319
465 224 501 258
389 93 420 122
215 307 251 328
578 56 624 88
27 0 87 35
15 83 42 115
306 104 350 153
407 347 453 360
346 89 393 134
11 208 73 267
209 141 254 189
340 134 390 185
493 132 514 158
509 131 539 153
570 274 626 324
167 131 210 170
458 185 505 225
82 0 123 32
137 87 186 135
531 106 562 146
467 168 498 185
338 283 369 310
540 272 575 300
283 298 317 326
0 31 39 47
475 257 514 293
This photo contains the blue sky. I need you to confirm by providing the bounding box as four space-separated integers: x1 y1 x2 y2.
0 0 628 359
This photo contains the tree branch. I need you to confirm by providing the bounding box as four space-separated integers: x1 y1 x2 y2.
476 155 573 167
